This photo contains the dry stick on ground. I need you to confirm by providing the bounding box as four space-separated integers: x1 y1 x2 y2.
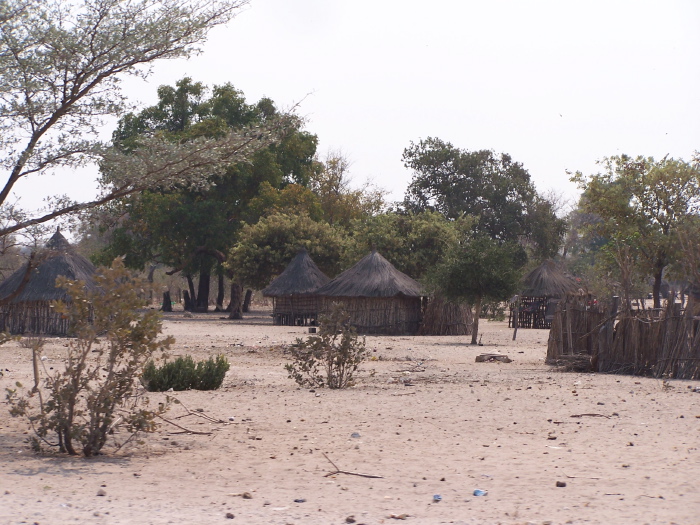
167 395 226 423
570 413 611 419
157 414 213 435
565 473 602 480
322 452 384 479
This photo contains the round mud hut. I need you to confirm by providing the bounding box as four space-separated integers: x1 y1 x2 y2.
0 229 98 335
262 248 330 326
510 259 578 329
315 250 423 335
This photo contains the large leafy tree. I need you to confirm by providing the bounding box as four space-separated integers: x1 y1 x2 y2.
572 155 700 308
94 78 318 311
226 212 345 291
0 0 288 240
343 210 467 280
429 235 527 344
402 137 565 259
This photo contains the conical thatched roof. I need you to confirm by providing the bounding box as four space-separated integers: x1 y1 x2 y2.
0 230 98 304
520 259 578 298
262 248 330 297
316 250 422 298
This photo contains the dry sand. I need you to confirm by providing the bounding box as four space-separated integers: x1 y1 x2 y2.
1 308 699 525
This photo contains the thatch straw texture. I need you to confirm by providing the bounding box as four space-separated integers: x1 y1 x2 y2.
316 250 422 298
419 296 473 335
317 251 423 335
262 248 330 296
0 230 97 335
262 249 330 326
521 260 578 298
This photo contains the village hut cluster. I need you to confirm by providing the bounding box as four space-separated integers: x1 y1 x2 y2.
263 248 472 336
264 249 424 335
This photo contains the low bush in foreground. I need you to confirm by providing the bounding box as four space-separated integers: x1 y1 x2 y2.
285 304 367 389
142 355 230 391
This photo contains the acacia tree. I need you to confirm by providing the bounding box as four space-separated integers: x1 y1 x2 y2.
0 0 297 241
572 155 700 308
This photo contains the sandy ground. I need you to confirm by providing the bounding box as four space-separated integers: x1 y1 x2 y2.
1 308 699 525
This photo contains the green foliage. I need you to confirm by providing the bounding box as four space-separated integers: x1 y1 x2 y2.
429 235 527 344
142 355 230 392
93 77 318 310
571 154 700 307
5 258 173 457
227 212 345 290
343 210 469 279
0 0 247 239
402 137 566 259
285 305 368 389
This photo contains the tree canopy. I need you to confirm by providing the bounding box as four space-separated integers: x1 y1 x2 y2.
402 137 565 260
0 0 297 240
572 154 700 307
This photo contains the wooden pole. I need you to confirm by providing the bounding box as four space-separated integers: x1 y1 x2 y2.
512 295 519 341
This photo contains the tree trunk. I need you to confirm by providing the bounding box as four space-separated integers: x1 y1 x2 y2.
228 282 243 319
242 289 253 313
185 274 196 311
214 273 225 312
161 291 173 312
470 295 483 345
183 291 193 312
195 269 210 312
652 265 663 309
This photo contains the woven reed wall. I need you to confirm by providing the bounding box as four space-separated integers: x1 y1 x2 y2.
272 295 323 326
419 296 472 335
0 301 71 335
320 296 422 335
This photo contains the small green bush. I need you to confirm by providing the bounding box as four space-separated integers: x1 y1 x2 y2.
142 355 230 391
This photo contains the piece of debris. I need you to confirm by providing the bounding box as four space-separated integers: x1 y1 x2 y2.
556 481 567 487
475 353 512 363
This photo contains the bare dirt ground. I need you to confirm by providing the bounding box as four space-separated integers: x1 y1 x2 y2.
1 308 699 525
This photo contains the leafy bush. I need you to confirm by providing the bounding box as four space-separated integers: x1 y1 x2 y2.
142 355 230 391
6 258 173 457
285 304 368 389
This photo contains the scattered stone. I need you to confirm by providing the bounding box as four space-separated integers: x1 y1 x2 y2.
475 353 512 363
556 481 567 487
96 489 106 497
225 512 235 519
389 514 409 520
345 516 356 523
293 498 306 503
241 492 253 499
351 432 361 438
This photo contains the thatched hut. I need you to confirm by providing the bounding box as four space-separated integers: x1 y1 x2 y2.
0 230 98 335
510 259 578 329
316 250 423 335
262 248 330 326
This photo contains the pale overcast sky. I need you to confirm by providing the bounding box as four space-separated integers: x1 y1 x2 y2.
23 0 700 213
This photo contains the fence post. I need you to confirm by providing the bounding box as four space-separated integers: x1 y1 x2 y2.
512 295 519 341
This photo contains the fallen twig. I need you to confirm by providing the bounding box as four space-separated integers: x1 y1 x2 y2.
157 414 213 435
322 452 383 479
565 473 601 480
167 395 226 423
570 413 610 419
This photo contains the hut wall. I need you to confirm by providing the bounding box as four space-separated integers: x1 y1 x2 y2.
272 295 323 326
320 296 422 335
419 296 473 335
0 301 71 336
